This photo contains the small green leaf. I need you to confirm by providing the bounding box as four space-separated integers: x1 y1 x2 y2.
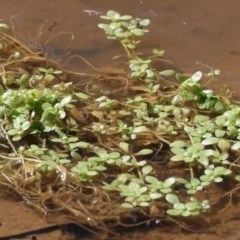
137 160 147 166
197 156 209 166
75 92 89 100
202 137 220 145
146 70 155 78
170 147 185 155
159 70 175 76
176 73 186 83
107 36 116 40
119 15 132 20
231 142 240 151
0 23 10 30
118 110 130 116
119 142 130 153
139 19 150 26
187 189 197 194
152 49 165 56
87 171 98 176
172 95 183 105
164 177 176 187
8 129 18 135
12 135 21 141
142 165 153 176
139 201 150 207
110 22 121 30
215 129 225 138
167 209 182 216
19 74 30 88
150 193 162 199
121 203 133 208
127 43 136 49
38 67 48 73
53 70 62 75
191 71 202 82
218 139 230 152
130 28 144 36
0 85 4 96
166 193 179 204
215 166 231 175
235 175 240 182
145 176 158 184
96 166 107 171
170 141 188 148
71 151 82 160
194 115 210 123
215 177 223 182
22 121 30 130
170 154 184 161
123 31 132 38
200 175 211 183
98 23 110 29
185 202 198 211
59 110 66 119
77 142 90 149
134 149 153 156
59 95 72 108
173 202 185 210
133 126 150 133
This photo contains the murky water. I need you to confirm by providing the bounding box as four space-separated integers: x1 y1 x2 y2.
1 0 240 89
1 0 240 239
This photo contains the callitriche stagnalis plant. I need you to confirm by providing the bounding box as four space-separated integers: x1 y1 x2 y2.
0 10 239 235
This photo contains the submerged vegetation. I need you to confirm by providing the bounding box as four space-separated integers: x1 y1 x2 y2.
1 10 240 235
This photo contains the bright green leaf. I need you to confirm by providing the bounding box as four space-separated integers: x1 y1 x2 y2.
166 193 179 204
139 19 150 26
202 137 220 145
130 28 144 36
191 71 202 82
170 141 188 148
159 70 175 76
0 23 10 30
142 165 153 176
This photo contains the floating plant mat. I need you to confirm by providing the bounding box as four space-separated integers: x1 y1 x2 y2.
1 10 240 238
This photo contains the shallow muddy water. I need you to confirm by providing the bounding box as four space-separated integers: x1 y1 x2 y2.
1 0 240 239
1 0 240 89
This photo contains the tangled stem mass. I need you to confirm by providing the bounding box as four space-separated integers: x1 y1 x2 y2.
0 11 240 234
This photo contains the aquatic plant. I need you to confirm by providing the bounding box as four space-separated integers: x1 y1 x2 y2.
0 10 240 236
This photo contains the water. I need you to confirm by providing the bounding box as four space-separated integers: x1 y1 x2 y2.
1 0 240 89
1 0 240 239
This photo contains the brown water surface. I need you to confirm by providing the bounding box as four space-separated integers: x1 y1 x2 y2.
1 0 240 89
1 0 240 239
